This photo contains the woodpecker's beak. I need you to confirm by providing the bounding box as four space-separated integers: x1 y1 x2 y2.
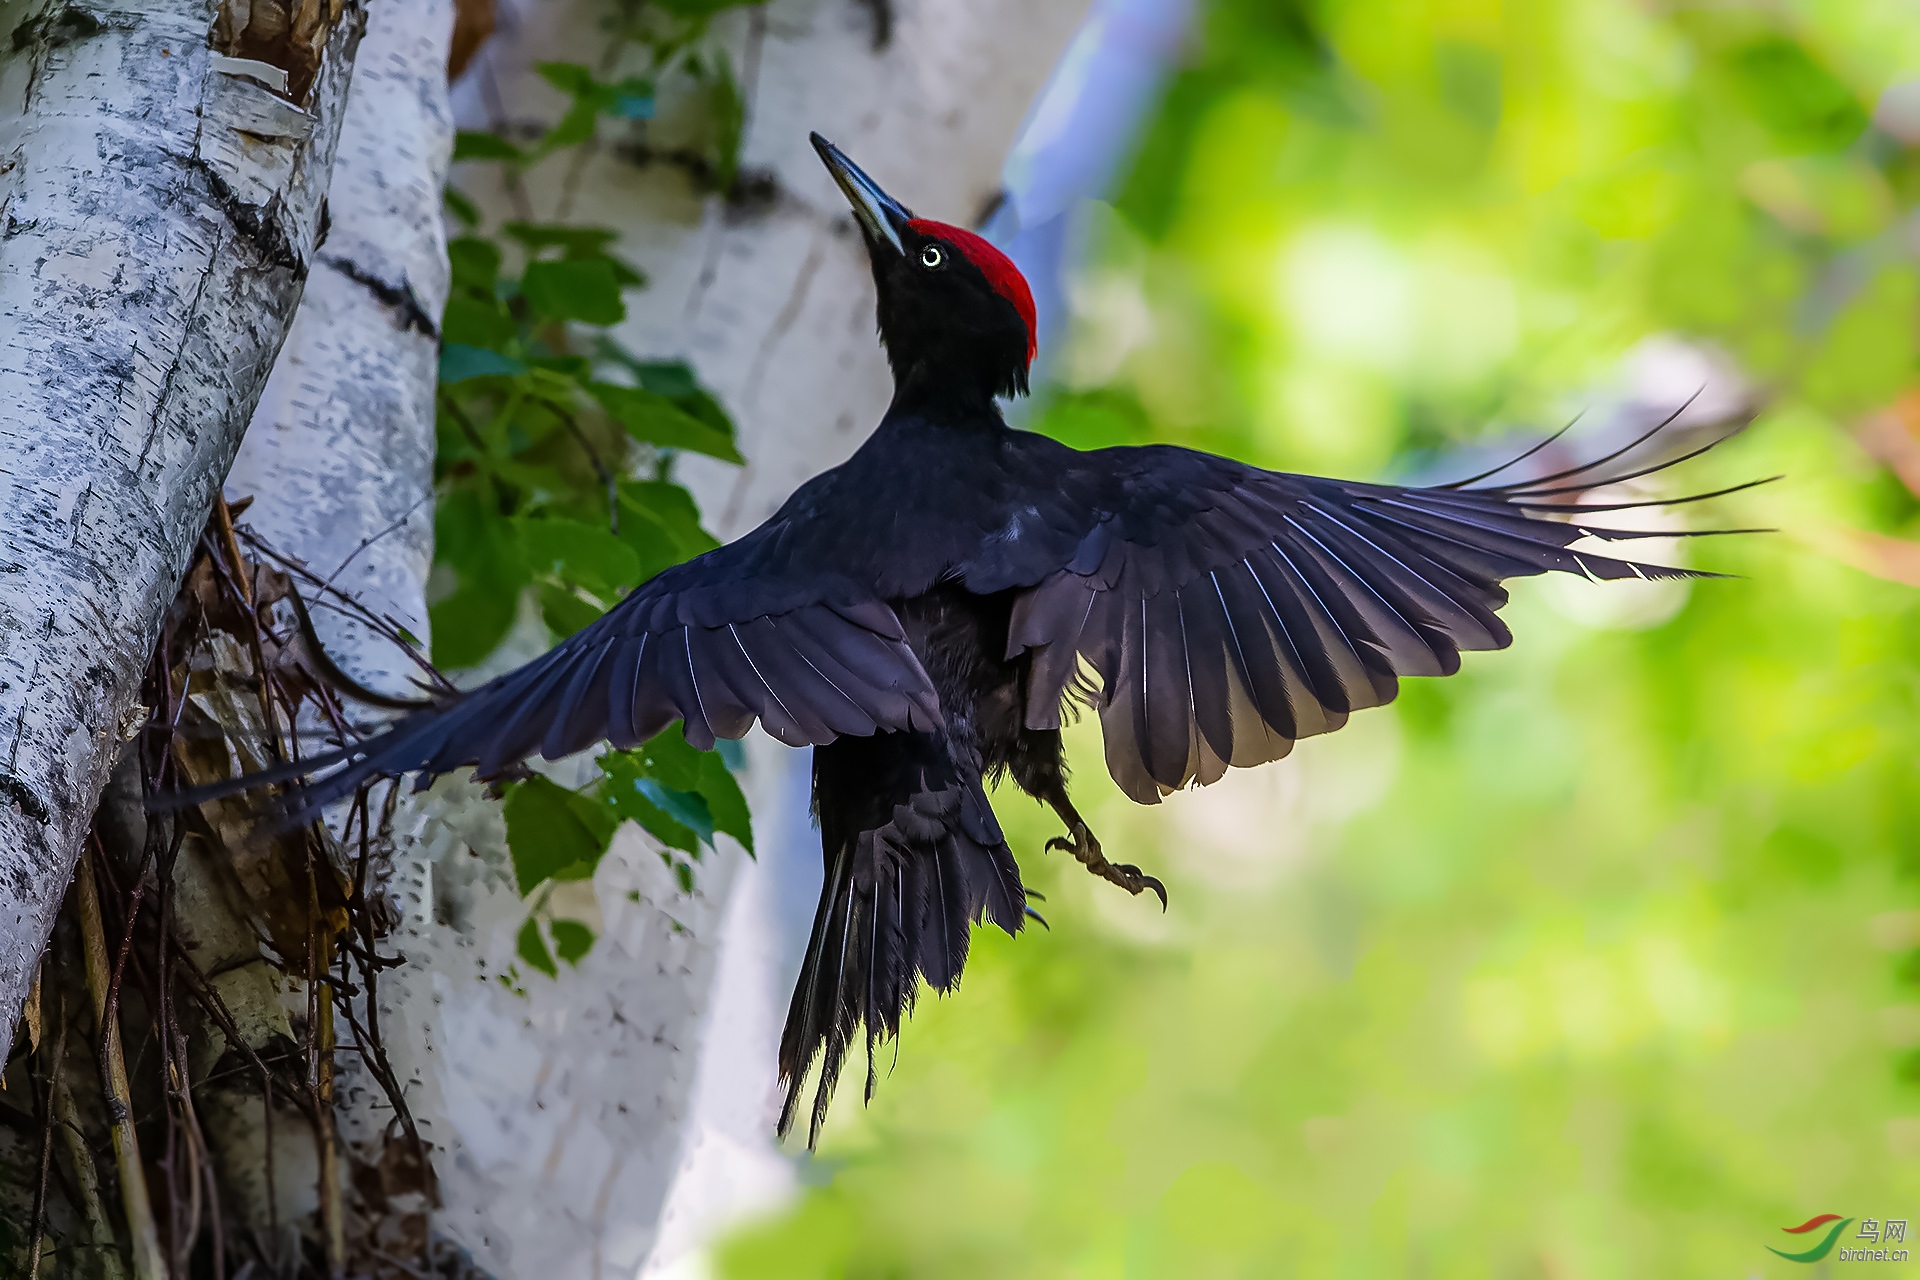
811 132 912 256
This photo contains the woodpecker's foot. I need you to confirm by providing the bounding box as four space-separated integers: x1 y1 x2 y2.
1046 824 1168 910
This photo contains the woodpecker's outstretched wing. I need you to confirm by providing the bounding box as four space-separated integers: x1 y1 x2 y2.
1007 432 1758 803
257 527 943 814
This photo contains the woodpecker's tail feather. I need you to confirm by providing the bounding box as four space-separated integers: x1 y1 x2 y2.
780 732 1025 1147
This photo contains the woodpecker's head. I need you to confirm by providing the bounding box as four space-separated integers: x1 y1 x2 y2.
812 133 1036 404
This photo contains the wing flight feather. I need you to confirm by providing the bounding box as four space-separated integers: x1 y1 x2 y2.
1009 440 1744 803
269 548 942 814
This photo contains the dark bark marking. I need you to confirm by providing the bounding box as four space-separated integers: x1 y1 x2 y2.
189 155 305 271
66 483 93 547
973 187 1007 231
0 774 47 824
137 248 219 471
320 255 440 340
853 0 893 50
11 6 105 53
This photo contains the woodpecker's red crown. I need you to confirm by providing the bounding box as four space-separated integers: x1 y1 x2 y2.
905 219 1037 367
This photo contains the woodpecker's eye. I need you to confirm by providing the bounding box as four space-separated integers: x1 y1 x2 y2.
920 244 946 270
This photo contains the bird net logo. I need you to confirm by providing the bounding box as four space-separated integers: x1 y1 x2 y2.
1768 1215 1910 1264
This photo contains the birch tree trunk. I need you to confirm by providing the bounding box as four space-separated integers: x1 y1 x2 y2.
0 0 365 1061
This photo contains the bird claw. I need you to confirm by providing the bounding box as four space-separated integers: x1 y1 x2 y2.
1045 827 1169 911
1115 865 1169 911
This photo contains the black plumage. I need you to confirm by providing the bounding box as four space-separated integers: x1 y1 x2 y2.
230 135 1756 1146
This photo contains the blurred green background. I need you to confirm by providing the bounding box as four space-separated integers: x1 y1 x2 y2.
720 0 1920 1274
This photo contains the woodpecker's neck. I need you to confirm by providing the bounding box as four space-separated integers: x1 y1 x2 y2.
886 356 1014 419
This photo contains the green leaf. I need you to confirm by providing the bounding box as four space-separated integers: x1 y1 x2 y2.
439 344 525 384
667 385 736 438
709 53 745 194
518 366 587 409
514 517 642 594
444 187 481 228
430 490 528 668
619 481 721 557
633 360 701 398
588 382 744 462
537 581 605 638
695 749 752 854
434 488 509 580
600 726 752 855
550 919 595 966
592 338 671 383
517 917 557 978
535 61 597 95
454 129 523 162
605 79 656 121
529 64 654 156
441 297 516 349
628 723 708 790
503 774 616 894
427 585 518 670
614 483 720 585
600 755 700 854
611 502 681 583
533 62 654 121
490 457 575 494
526 354 594 380
590 348 734 435
523 259 626 325
504 222 622 256
448 236 503 296
539 99 601 155
597 254 647 288
639 778 715 848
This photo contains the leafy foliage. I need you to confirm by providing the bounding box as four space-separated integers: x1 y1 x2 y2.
451 0 758 202
437 3 760 978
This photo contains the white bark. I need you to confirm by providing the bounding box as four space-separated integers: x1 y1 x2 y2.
0 0 365 1059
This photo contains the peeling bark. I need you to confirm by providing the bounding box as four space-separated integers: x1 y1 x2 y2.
0 0 366 1062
